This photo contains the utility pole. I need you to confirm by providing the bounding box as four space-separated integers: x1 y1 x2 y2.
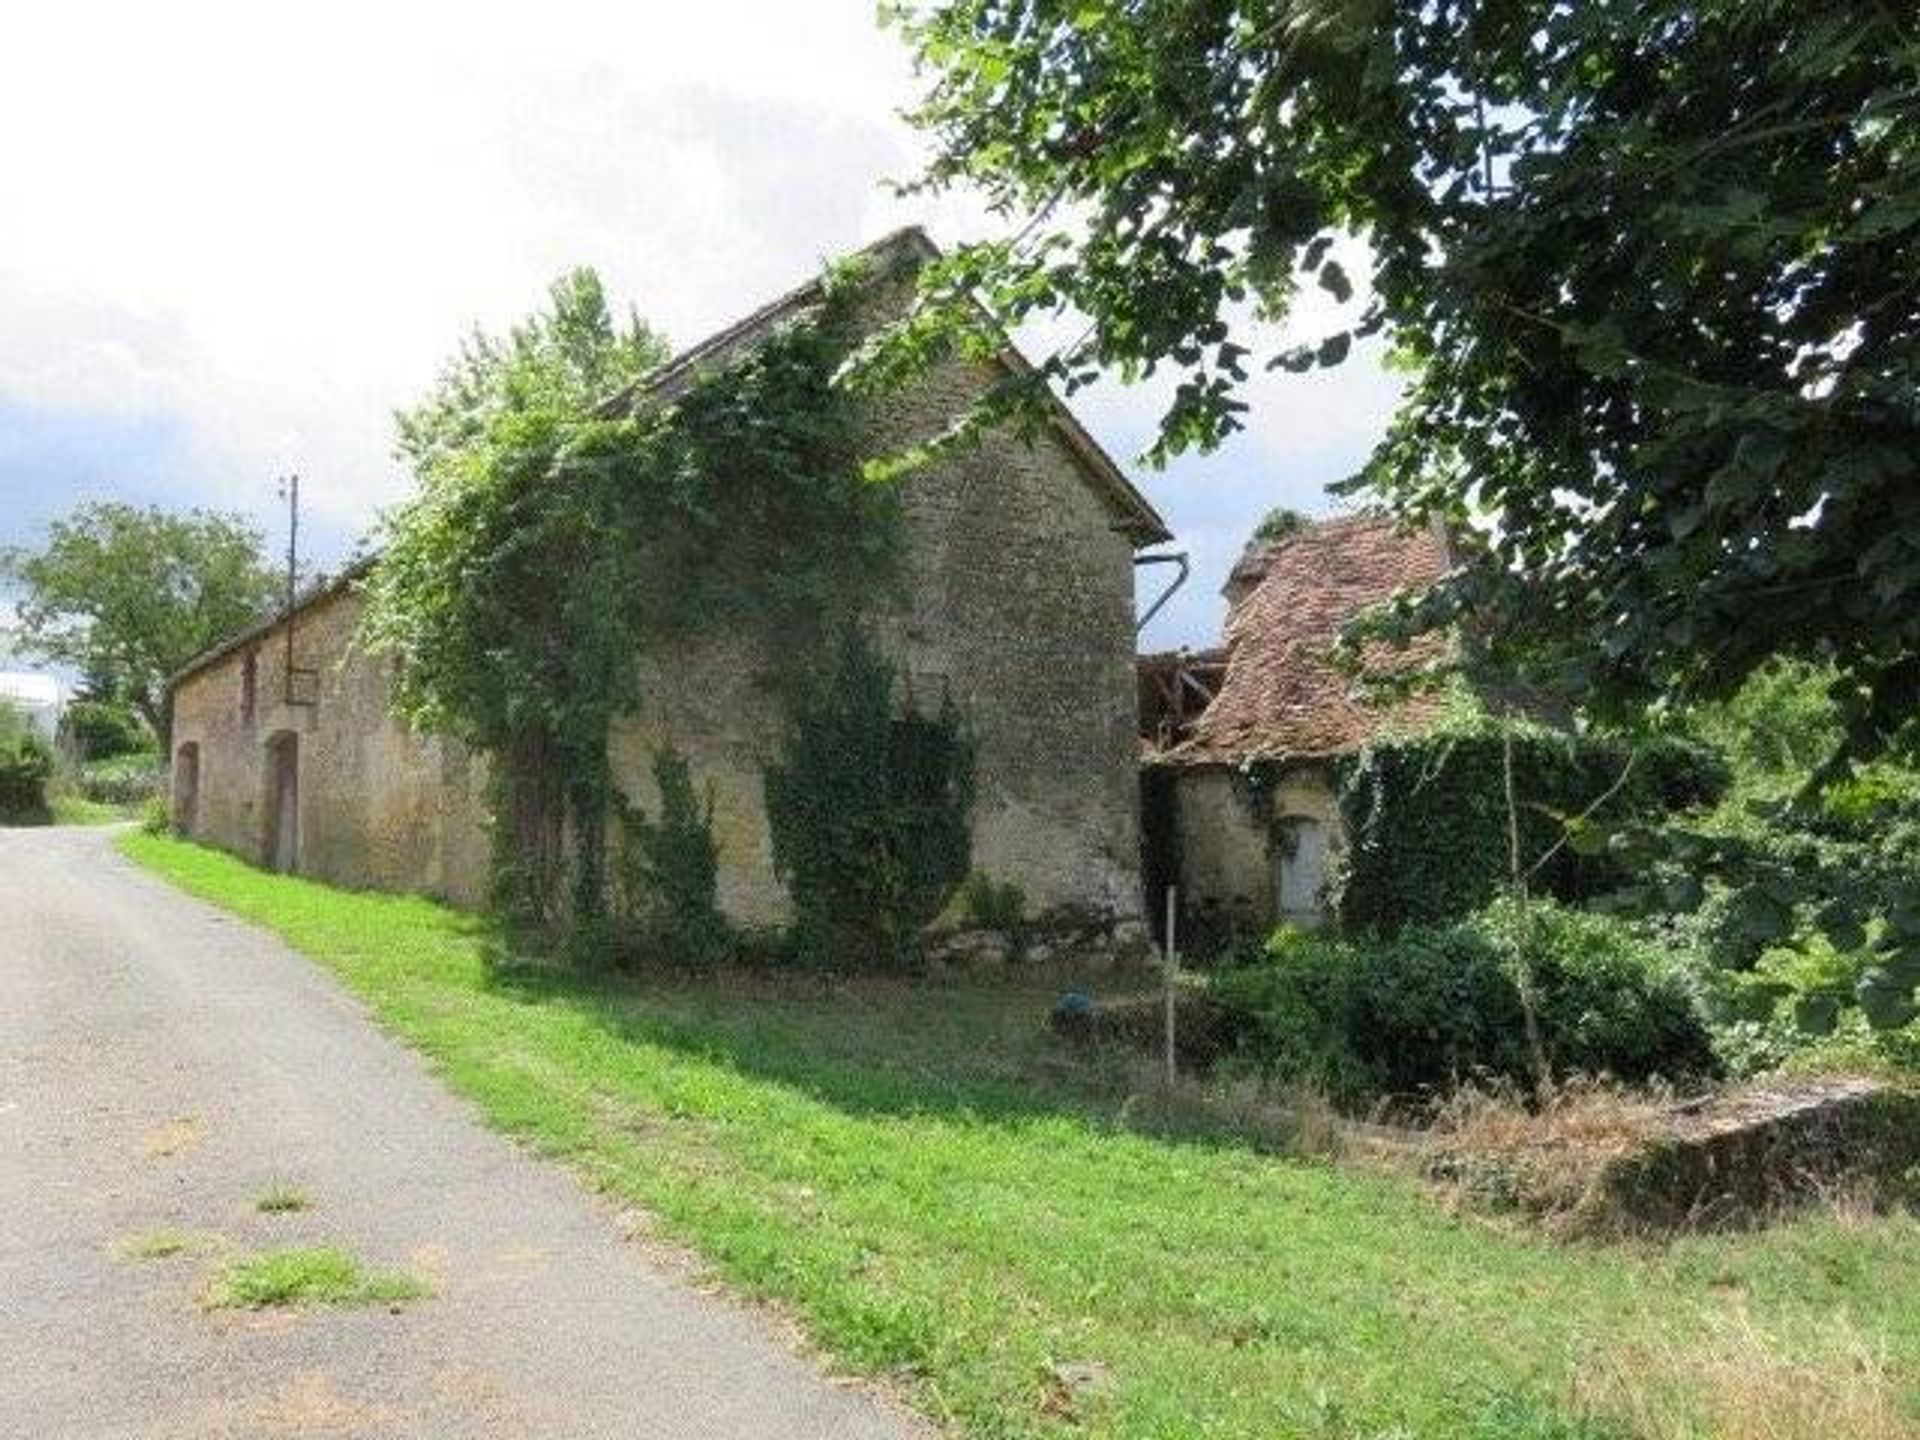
277 474 299 703
275 474 317 707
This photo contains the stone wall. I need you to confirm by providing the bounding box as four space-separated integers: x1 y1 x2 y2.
1165 762 1343 932
169 584 493 906
602 345 1147 929
169 288 1149 928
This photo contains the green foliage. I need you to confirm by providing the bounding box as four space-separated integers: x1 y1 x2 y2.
1334 724 1726 931
124 828 1920 1440
0 502 276 751
58 696 151 761
1618 663 1920 1047
765 628 975 970
205 1247 425 1309
138 792 173 837
363 263 900 941
1250 506 1310 545
883 0 1920 757
75 751 163 807
1217 899 1716 1102
611 748 728 968
0 704 53 823
957 871 1026 933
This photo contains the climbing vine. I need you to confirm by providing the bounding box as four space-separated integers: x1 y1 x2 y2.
1332 724 1728 933
362 259 906 943
764 626 975 971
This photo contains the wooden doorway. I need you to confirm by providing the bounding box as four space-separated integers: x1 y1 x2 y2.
263 731 300 873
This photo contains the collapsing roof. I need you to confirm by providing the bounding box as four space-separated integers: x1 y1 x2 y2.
1150 512 1455 766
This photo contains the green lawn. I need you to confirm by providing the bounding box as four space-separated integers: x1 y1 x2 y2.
121 832 1920 1440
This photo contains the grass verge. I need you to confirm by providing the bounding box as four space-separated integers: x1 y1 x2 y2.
120 832 1920 1439
204 1246 425 1309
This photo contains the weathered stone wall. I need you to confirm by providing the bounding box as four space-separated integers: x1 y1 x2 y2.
1169 763 1343 929
604 349 1148 929
170 277 1149 929
169 585 492 906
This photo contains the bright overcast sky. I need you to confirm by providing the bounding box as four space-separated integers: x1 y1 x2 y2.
0 0 1402 651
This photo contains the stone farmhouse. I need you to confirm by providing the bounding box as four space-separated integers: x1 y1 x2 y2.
1139 512 1454 932
166 228 1171 932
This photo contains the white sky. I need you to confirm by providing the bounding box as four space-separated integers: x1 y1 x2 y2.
0 0 1401 649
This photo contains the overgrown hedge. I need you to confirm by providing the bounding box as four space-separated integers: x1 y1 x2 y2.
1215 898 1717 1102
1334 728 1726 932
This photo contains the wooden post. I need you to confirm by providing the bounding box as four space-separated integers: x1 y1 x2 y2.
1163 885 1179 1086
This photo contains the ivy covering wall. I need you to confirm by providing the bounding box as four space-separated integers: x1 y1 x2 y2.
1332 726 1728 933
362 255 973 960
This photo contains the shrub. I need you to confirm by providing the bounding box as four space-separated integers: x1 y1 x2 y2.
958 871 1027 933
58 697 151 760
1216 899 1715 1102
138 793 173 836
77 751 163 807
0 708 54 823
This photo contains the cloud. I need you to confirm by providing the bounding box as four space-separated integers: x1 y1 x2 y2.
0 0 1398 650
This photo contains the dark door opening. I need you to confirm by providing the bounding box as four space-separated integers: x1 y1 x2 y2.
172 743 200 837
263 731 299 873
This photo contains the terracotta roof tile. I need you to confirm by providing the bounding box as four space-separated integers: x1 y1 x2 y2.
1158 513 1454 765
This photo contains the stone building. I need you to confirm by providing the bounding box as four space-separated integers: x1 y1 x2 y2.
1139 512 1453 932
166 228 1170 931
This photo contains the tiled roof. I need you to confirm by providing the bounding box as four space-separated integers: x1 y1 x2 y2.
1157 512 1454 765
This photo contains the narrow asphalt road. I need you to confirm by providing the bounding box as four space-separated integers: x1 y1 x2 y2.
0 826 926 1440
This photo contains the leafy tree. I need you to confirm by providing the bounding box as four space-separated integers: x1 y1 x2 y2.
2 503 277 753
0 702 54 823
882 0 1920 758
58 697 154 761
364 269 674 926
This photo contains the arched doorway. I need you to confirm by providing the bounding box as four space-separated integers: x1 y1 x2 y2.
262 730 300 873
172 743 200 837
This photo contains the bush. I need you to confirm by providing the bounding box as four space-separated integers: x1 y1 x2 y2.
0 717 54 823
1333 727 1727 932
1216 899 1716 1102
958 871 1027 933
138 792 173 836
58 698 151 760
77 751 163 807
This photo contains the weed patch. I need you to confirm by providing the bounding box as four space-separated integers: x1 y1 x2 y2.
254 1184 311 1214
120 1229 209 1260
204 1247 425 1310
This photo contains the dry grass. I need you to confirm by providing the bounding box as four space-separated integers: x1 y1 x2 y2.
1418 1077 1679 1231
1114 1061 1345 1157
1577 1311 1919 1440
